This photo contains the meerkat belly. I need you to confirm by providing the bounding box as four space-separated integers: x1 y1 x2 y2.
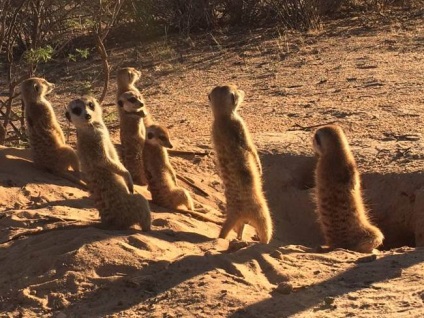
147 173 174 202
87 167 129 211
121 137 144 162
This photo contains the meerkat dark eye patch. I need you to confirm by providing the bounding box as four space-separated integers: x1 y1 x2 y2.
72 107 82 116
159 135 167 142
118 100 124 107
34 84 39 92
88 102 95 110
128 97 138 104
65 111 71 122
147 132 154 139
315 133 321 147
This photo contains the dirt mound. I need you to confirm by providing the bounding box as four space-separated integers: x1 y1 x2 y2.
1 142 424 317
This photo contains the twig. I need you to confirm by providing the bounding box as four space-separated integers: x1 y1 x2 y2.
289 121 338 131
0 221 98 245
177 174 210 197
0 108 25 140
174 208 222 225
168 149 210 157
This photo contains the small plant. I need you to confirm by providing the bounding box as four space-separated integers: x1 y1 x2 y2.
24 45 54 65
67 48 90 62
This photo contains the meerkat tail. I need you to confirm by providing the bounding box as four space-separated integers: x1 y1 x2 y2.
354 227 384 253
50 170 87 189
253 208 273 244
129 194 151 232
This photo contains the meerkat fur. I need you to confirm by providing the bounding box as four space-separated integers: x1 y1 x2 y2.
20 77 83 186
143 124 194 211
65 96 151 231
117 90 149 185
313 124 384 253
209 84 273 244
116 67 153 126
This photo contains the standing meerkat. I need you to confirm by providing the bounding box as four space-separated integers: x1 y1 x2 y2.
116 67 153 126
20 77 82 185
209 84 273 244
143 124 194 211
65 96 151 231
117 90 148 185
313 125 384 253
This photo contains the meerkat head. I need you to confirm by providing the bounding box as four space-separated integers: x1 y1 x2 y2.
117 91 147 117
208 84 245 117
313 125 350 157
20 77 55 102
65 96 102 128
117 67 141 87
146 124 173 149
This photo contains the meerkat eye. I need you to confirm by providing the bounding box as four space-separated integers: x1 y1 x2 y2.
315 133 321 147
34 84 39 92
128 97 138 104
159 135 167 142
147 132 154 139
88 102 95 110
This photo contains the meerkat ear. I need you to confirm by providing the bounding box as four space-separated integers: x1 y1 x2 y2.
34 84 39 92
207 93 211 101
118 100 124 108
147 132 154 139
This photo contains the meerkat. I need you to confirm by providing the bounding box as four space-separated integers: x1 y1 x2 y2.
143 124 194 211
65 96 151 231
116 67 153 126
117 90 148 185
313 125 384 253
20 77 83 186
209 84 273 244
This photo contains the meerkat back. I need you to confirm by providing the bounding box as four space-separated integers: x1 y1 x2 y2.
209 85 272 244
20 77 80 175
117 90 148 185
313 125 384 252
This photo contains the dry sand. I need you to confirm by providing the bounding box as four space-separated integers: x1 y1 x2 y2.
1 5 424 318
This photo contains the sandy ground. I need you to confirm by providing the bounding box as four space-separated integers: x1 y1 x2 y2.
1 5 424 318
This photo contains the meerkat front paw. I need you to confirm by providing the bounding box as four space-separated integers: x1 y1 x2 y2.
126 171 134 193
